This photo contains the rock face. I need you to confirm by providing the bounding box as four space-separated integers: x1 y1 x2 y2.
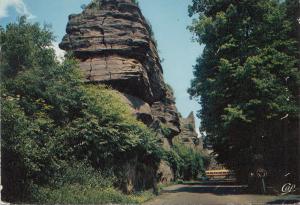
60 0 165 104
118 92 153 125
59 0 180 138
60 0 181 191
176 112 200 149
151 87 181 137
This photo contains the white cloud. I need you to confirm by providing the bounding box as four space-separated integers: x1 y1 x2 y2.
51 42 65 63
0 0 35 19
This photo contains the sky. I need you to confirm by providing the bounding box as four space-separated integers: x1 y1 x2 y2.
0 0 204 136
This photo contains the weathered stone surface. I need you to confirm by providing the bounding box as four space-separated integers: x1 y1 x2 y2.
60 0 181 139
121 157 155 193
157 160 174 184
151 89 181 138
60 0 165 104
118 92 153 125
176 112 200 148
60 0 182 189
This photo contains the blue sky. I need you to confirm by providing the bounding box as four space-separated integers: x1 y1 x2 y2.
0 0 204 135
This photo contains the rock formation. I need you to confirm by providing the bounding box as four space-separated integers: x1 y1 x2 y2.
60 0 163 101
59 0 180 138
60 0 181 191
176 112 201 149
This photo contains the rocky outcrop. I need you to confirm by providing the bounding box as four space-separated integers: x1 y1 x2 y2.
60 0 180 190
118 92 153 125
157 161 174 184
151 87 181 138
121 156 155 193
59 0 180 139
176 112 200 149
60 0 165 104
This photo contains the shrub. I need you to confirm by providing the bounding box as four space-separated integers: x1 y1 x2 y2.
160 123 172 138
32 185 150 204
1 17 162 203
29 162 154 204
164 149 183 180
164 142 206 181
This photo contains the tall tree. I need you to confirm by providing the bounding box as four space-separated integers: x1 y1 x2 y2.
285 0 300 186
188 0 300 186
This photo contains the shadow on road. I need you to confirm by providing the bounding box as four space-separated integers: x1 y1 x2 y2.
267 199 299 204
145 180 300 205
182 179 237 186
266 195 300 204
163 180 248 196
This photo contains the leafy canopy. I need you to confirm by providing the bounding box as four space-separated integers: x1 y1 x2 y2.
188 0 299 181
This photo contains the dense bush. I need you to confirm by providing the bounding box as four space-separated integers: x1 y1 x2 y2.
29 162 154 204
165 141 207 181
0 17 161 203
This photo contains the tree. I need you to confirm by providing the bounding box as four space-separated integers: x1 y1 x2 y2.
1 17 162 202
188 0 300 186
165 140 207 181
284 0 300 186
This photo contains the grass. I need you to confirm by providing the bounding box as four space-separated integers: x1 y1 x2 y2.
33 184 154 204
157 181 179 193
127 191 155 204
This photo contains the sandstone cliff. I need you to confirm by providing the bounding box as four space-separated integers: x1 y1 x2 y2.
59 0 181 190
59 0 180 139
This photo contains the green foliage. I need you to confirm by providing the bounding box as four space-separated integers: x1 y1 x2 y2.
33 186 129 204
1 17 162 203
32 186 153 204
188 0 300 181
165 142 206 180
160 123 172 137
0 16 54 77
164 148 183 179
29 162 154 204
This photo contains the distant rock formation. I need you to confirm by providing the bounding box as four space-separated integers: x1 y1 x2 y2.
60 0 181 191
176 112 202 149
